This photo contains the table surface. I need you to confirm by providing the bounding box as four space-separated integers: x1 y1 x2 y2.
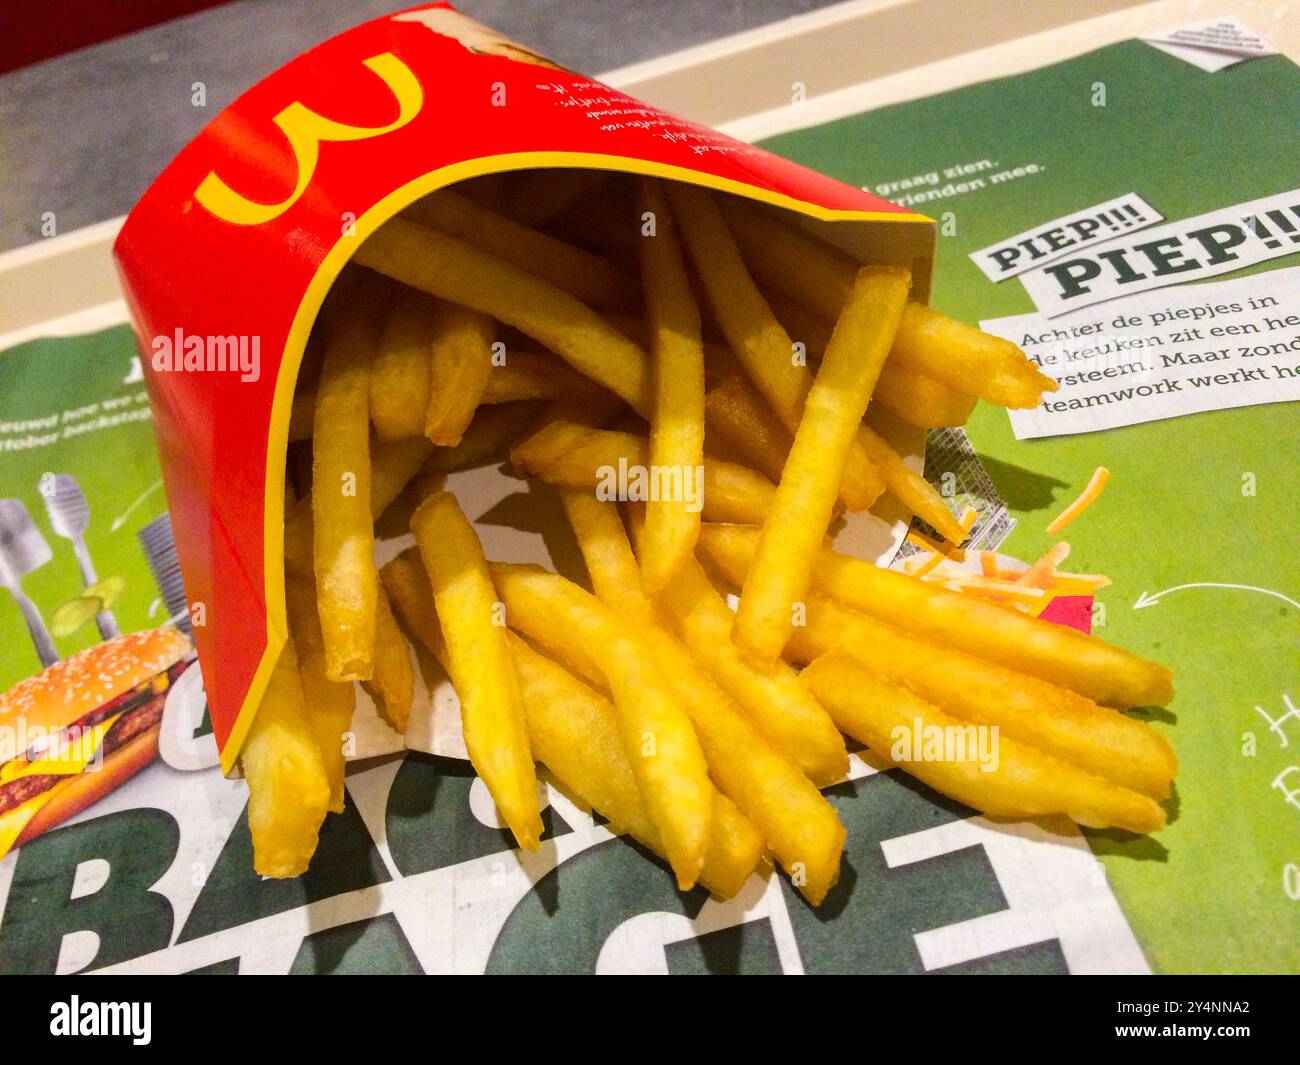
0 0 840 253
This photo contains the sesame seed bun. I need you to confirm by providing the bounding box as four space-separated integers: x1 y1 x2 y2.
0 627 191 736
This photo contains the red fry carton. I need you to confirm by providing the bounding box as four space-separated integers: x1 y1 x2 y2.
112 3 935 772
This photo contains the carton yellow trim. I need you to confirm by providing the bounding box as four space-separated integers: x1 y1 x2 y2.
224 148 931 774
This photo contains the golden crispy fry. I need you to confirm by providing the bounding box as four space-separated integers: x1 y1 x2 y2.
720 198 1056 407
410 492 542 850
241 638 331 877
703 374 885 509
782 597 1175 800
420 401 545 474
666 184 881 510
425 301 496 446
370 295 439 442
361 583 414 733
637 178 706 591
284 573 356 813
625 507 847 785
312 308 379 681
510 634 763 899
379 546 763 898
871 363 977 429
704 376 791 483
891 303 1057 409
560 490 657 626
735 267 910 663
489 563 713 888
855 424 968 545
491 561 846 904
406 188 635 310
285 437 434 577
800 651 1166 833
511 420 777 524
480 350 610 404
353 219 652 411
697 523 1173 708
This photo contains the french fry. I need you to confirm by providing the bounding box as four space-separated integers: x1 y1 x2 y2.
636 178 706 591
697 523 1173 708
480 351 610 404
405 188 635 310
735 266 910 664
703 376 793 483
369 295 439 443
379 547 763 898
854 424 969 545
420 401 546 474
312 306 379 681
559 490 657 626
871 364 977 429
719 197 1056 407
624 507 848 785
665 182 882 510
425 301 496 446
489 563 713 888
511 420 778 524
510 634 762 898
800 651 1166 833
284 573 356 813
361 583 414 733
353 218 653 411
240 638 331 877
491 561 845 905
286 437 434 577
410 492 542 850
786 598 1175 800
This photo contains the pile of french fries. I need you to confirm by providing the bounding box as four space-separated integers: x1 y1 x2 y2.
243 170 1176 905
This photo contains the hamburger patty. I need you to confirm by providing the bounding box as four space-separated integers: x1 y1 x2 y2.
0 681 173 817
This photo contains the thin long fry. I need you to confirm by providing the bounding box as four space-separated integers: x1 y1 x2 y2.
777 596 1176 799
489 564 712 887
353 218 652 411
379 548 763 899
406 188 635 310
800 651 1165 833
665 182 880 510
637 178 706 591
284 573 356 813
697 523 1174 709
312 307 379 681
410 492 541 850
240 638 331 878
511 420 778 524
480 351 609 404
370 295 439 442
624 507 847 786
361 583 414 733
491 562 845 905
286 437 434 577
735 266 910 663
703 374 885 508
720 197 1056 407
425 301 496 446
510 635 762 899
420 401 545 474
855 424 968 545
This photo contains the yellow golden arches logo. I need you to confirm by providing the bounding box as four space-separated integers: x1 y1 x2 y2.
195 53 423 226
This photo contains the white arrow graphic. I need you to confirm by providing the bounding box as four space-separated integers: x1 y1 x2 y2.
1133 583 1300 611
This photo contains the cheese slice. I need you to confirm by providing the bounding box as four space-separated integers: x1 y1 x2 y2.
0 710 126 860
